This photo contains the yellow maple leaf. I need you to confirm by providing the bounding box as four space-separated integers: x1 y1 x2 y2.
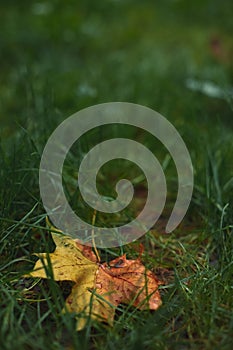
26 221 162 330
27 231 115 330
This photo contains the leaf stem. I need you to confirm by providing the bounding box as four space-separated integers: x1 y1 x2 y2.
91 210 100 262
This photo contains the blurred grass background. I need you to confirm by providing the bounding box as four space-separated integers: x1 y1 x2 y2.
0 0 233 349
1 0 232 132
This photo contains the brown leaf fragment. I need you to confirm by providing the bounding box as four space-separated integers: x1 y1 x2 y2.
74 241 97 263
93 254 162 321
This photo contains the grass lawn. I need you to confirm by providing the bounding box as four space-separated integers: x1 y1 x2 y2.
0 1 233 349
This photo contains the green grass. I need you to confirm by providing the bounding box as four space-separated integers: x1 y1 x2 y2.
0 0 233 349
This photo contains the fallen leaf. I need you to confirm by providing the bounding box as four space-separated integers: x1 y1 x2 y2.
26 223 162 330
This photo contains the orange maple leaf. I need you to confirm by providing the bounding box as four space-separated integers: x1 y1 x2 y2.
26 231 162 330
